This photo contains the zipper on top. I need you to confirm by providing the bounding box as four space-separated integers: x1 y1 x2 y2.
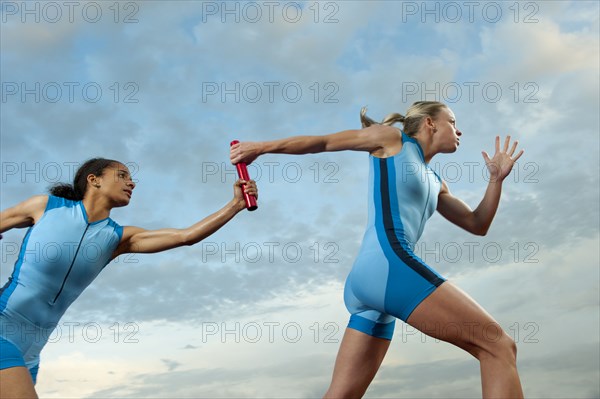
51 223 90 304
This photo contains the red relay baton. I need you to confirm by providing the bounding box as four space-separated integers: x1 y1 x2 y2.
230 140 258 211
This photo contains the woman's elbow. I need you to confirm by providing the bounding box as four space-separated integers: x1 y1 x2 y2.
472 224 489 236
181 229 211 247
177 230 195 247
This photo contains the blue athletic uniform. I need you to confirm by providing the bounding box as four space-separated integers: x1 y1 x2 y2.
345 132 446 340
0 195 123 382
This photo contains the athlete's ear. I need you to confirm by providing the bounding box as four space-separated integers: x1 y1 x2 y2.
423 116 436 132
87 173 101 188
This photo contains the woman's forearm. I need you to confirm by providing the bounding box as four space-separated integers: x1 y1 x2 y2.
472 180 503 235
182 200 242 246
260 135 328 155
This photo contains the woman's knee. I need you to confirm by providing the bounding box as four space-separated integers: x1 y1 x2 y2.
476 328 518 364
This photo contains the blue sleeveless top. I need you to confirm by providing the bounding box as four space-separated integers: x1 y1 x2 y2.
360 132 442 254
1 196 122 335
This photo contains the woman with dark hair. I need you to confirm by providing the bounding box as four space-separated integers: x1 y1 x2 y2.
230 102 524 398
0 158 257 398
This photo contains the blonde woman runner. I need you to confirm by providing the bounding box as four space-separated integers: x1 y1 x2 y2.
230 102 524 398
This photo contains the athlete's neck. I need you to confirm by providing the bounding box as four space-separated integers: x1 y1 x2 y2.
413 133 436 164
82 196 111 223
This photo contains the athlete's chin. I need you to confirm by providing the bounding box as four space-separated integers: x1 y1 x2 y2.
441 145 459 154
113 198 131 208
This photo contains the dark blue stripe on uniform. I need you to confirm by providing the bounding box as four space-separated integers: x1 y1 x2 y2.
377 157 443 286
0 227 34 312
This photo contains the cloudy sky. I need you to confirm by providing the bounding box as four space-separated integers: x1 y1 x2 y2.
1 1 598 398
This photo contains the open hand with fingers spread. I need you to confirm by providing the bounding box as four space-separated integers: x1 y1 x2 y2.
482 135 524 183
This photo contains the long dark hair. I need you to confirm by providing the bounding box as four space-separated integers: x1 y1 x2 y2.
49 158 119 201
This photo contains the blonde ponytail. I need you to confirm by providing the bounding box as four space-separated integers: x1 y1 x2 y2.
360 101 447 137
360 107 405 128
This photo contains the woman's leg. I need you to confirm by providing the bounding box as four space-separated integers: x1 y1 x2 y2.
0 367 38 399
407 281 523 398
323 328 391 399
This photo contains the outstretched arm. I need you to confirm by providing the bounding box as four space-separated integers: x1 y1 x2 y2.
0 195 49 234
230 124 401 164
437 136 524 236
112 179 257 257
